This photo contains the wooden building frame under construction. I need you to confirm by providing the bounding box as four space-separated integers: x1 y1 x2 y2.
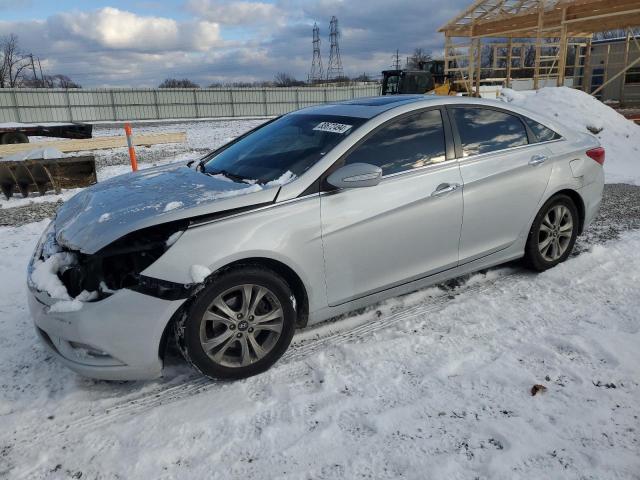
438 0 640 101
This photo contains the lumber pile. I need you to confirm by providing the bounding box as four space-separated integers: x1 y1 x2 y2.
0 132 186 157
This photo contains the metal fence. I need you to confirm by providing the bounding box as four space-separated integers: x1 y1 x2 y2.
0 85 381 123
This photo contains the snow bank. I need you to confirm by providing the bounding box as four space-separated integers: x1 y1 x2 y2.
500 87 640 185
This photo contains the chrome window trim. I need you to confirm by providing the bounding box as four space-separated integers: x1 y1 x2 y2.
380 157 459 180
456 137 566 164
186 135 565 230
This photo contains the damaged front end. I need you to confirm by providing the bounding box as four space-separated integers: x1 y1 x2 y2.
31 219 193 304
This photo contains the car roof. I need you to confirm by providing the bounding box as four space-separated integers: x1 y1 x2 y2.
293 95 499 119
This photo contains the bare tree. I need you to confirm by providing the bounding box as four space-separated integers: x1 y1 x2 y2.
273 72 304 87
0 34 32 87
352 72 371 82
22 74 82 88
593 28 640 40
407 48 432 70
159 78 200 88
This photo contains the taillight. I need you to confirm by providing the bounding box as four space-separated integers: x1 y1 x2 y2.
586 147 605 165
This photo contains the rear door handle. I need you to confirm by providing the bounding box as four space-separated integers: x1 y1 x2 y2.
431 183 461 197
529 154 548 166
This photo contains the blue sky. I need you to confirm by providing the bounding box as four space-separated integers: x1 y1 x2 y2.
0 0 469 87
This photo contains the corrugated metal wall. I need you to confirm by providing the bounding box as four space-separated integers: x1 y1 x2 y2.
0 85 381 123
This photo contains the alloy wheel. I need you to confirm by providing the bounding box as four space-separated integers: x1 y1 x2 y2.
538 204 574 262
199 284 284 368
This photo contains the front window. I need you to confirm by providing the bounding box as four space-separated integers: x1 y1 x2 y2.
344 109 447 175
201 114 365 184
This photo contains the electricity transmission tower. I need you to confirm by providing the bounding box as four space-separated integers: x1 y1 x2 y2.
326 16 344 80
308 23 323 83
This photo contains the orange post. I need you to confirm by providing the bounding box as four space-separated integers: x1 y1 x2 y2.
124 122 138 171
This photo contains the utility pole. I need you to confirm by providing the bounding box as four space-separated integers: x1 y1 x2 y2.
29 53 38 83
392 49 401 70
37 57 44 85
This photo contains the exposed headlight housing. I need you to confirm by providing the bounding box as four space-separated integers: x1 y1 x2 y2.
52 220 188 299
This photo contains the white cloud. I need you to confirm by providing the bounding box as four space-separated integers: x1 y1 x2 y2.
0 0 472 87
187 0 282 25
58 8 179 50
184 21 223 51
50 7 221 52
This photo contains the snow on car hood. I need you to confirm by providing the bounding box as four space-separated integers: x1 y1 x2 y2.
54 163 283 254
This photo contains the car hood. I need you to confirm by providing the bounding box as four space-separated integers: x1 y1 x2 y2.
54 163 280 254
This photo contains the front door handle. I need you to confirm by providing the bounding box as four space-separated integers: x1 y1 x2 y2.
431 183 461 197
529 154 548 166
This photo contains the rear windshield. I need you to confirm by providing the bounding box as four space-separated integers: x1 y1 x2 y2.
202 113 366 184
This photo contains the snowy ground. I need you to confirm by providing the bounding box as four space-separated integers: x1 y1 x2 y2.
1 118 266 210
0 194 639 479
1 93 640 478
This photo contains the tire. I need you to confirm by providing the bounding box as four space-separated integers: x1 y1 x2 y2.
1 132 29 144
175 266 296 380
523 194 579 271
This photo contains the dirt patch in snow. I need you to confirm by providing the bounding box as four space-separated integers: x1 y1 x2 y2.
0 201 62 227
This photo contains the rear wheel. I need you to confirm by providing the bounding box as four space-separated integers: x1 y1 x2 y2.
524 194 579 271
1 132 29 144
175 267 296 380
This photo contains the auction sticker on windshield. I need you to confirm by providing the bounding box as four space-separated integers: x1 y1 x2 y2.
313 122 352 134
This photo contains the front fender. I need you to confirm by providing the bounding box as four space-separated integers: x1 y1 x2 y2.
141 196 327 314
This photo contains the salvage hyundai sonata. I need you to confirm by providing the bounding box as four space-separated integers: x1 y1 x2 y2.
27 95 604 380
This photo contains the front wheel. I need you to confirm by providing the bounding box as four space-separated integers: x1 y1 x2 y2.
523 195 579 271
175 267 296 380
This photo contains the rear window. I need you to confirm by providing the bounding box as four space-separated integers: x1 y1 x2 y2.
523 117 562 143
451 107 529 157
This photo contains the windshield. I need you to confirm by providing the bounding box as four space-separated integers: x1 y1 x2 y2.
384 74 400 94
201 113 366 184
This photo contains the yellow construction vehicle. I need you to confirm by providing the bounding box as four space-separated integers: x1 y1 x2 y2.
381 59 459 96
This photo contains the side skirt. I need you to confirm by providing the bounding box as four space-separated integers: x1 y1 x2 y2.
305 244 525 327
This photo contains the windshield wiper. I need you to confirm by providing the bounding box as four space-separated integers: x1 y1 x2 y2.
205 169 250 184
194 156 209 171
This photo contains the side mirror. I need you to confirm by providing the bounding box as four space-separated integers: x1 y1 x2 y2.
327 163 382 189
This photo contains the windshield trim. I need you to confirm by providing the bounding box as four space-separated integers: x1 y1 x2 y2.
196 116 281 171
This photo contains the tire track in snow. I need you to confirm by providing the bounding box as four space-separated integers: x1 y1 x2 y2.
10 268 520 463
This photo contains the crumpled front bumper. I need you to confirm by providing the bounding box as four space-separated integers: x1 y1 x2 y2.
28 284 185 381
